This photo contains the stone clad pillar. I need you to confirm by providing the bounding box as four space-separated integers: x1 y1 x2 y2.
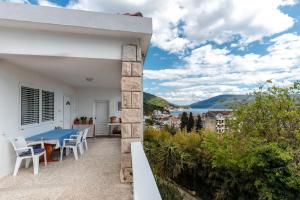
120 45 143 183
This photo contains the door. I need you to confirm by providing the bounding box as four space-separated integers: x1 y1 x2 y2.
95 101 109 135
63 96 72 129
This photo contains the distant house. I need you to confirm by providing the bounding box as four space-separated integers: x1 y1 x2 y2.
202 111 232 133
169 116 181 128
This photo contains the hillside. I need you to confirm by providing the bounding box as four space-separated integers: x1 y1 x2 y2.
190 94 253 109
143 92 180 115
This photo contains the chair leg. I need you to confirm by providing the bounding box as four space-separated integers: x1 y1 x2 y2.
25 158 31 168
84 140 88 150
33 156 39 175
44 152 47 166
13 157 22 176
60 147 64 162
66 148 70 156
72 147 78 160
79 144 83 155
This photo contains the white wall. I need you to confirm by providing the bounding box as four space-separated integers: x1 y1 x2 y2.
0 27 138 60
0 60 74 177
75 87 121 119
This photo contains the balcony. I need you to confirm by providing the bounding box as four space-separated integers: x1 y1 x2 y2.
0 138 132 200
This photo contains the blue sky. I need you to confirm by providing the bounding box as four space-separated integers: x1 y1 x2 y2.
4 0 300 105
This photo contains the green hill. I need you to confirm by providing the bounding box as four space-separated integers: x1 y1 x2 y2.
190 94 253 109
143 92 180 115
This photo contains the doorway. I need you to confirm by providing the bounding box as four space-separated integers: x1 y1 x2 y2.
63 96 72 129
95 101 109 136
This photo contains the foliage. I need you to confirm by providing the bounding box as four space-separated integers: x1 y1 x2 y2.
195 114 203 132
156 176 183 200
144 92 187 115
187 112 195 133
163 124 178 135
144 92 178 109
144 82 300 200
228 81 300 148
180 112 189 131
144 102 165 116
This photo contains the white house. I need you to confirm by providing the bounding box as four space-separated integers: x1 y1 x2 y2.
0 3 160 199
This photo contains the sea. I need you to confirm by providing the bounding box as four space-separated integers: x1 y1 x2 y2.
170 108 232 117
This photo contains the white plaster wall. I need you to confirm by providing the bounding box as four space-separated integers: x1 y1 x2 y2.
0 60 74 178
0 27 138 60
75 87 121 119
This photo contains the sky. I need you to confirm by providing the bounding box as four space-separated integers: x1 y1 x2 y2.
2 0 300 105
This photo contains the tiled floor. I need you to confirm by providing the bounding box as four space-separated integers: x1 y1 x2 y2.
0 138 132 200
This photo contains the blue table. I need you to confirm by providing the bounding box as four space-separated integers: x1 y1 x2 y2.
27 129 78 147
26 129 78 162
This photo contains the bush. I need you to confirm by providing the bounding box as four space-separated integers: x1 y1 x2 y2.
145 128 300 200
156 177 183 200
144 81 300 200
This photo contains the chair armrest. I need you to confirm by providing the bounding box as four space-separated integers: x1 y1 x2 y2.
15 147 34 157
63 138 76 146
64 138 77 141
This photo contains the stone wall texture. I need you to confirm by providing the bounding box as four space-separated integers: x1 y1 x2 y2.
120 45 143 183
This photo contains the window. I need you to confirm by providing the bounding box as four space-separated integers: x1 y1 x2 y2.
21 86 55 126
21 86 40 125
42 90 54 122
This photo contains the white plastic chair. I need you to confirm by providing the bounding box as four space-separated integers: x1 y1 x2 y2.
82 128 90 150
60 130 83 161
10 136 47 176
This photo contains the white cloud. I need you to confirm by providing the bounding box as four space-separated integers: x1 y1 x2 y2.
37 0 60 7
65 0 296 53
2 0 30 3
145 33 300 104
4 0 296 53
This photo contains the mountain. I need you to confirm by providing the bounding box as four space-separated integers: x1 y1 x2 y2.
144 92 177 108
143 92 183 115
190 94 253 109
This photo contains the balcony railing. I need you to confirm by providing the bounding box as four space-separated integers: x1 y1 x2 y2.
131 142 162 200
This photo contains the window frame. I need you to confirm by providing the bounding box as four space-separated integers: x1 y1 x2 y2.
19 83 55 130
41 90 55 123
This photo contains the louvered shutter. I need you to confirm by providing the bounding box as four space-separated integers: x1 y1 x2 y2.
42 90 54 122
21 86 40 125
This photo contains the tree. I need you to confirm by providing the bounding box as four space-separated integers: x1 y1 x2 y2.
228 81 300 147
187 112 195 133
180 112 188 131
195 114 203 132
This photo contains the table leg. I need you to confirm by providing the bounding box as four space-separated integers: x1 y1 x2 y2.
41 143 59 162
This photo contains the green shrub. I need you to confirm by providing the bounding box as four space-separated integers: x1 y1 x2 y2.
144 82 300 200
156 177 183 200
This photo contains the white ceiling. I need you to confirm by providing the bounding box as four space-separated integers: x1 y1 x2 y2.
0 54 121 88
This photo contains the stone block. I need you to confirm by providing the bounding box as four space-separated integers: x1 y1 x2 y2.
121 77 142 91
121 109 142 123
132 92 142 108
122 92 131 109
120 167 133 183
122 45 136 62
137 46 142 62
132 123 142 138
121 123 131 138
122 62 131 76
121 153 132 168
131 62 142 77
121 138 141 153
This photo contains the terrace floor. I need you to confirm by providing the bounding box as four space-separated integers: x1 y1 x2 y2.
0 138 132 200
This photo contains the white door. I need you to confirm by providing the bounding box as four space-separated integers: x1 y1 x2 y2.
63 96 71 129
95 101 109 136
